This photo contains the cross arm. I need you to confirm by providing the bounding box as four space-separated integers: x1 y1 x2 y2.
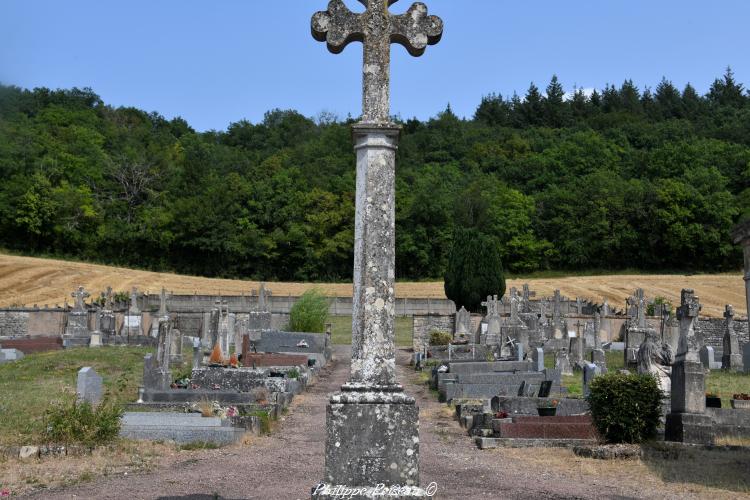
311 0 364 54
390 3 444 57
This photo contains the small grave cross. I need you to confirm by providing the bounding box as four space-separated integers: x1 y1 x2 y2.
312 0 443 123
71 286 90 312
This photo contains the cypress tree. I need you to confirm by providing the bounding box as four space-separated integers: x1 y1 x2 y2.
444 227 506 312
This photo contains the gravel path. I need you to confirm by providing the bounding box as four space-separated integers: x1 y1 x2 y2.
24 347 734 500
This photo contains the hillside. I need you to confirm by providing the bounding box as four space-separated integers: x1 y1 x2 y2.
0 254 744 318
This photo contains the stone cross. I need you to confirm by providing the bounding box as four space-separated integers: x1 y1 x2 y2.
158 288 169 317
312 0 443 123
129 287 141 315
675 289 702 362
482 295 500 318
104 286 113 310
71 286 89 312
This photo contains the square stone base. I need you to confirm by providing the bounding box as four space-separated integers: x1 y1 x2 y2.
314 396 420 498
665 412 713 445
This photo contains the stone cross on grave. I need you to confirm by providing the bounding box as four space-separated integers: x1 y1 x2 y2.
311 1 443 493
312 0 443 123
724 304 734 326
158 288 169 317
71 286 90 312
482 295 500 318
104 286 114 310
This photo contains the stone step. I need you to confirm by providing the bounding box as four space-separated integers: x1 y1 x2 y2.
122 412 227 427
492 421 598 440
120 425 245 445
476 437 597 450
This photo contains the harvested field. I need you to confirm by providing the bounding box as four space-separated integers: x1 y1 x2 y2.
0 253 745 318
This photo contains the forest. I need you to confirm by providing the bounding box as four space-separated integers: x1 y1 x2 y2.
0 69 748 281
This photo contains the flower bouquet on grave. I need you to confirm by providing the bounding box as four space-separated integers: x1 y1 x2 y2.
494 411 509 419
731 393 750 410
706 392 722 409
537 399 559 417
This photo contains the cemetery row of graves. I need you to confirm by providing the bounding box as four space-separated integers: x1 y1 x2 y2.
416 279 750 451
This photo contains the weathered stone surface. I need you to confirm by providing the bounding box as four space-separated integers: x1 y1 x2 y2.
582 363 600 397
745 343 750 374
532 347 544 372
323 400 419 487
312 0 443 123
676 289 703 362
670 360 705 414
664 412 713 445
76 367 102 405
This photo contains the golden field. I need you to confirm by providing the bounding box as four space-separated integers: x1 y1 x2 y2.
0 253 745 318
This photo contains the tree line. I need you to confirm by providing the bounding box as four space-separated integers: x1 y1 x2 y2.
0 68 748 281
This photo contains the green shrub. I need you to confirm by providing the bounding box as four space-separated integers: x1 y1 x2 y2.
429 330 452 346
587 372 663 444
287 368 300 380
289 289 329 333
444 227 506 312
44 398 123 447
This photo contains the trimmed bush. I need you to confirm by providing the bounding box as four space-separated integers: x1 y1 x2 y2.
289 289 329 333
444 227 506 312
429 330 452 346
586 372 663 444
44 398 123 447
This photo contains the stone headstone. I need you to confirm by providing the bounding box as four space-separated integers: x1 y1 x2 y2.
89 333 102 348
676 289 702 362
76 367 102 405
722 305 743 371
554 350 573 376
583 363 600 397
699 345 718 371
516 343 524 362
591 348 606 371
532 347 544 372
665 359 713 444
537 380 553 398
0 348 24 363
455 306 471 340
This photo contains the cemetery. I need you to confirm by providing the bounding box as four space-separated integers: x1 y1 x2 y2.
1 1 750 499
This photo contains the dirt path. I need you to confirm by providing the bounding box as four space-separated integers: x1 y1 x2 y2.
23 347 746 500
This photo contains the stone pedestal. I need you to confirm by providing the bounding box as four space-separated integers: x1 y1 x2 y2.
665 360 712 444
321 389 419 491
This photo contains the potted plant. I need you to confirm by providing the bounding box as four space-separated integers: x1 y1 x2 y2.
731 393 750 410
537 399 559 417
705 392 722 408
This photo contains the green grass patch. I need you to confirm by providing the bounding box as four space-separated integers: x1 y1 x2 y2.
327 315 413 347
0 346 152 446
706 370 750 407
246 410 272 435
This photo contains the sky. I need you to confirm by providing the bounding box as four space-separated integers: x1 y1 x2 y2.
1 0 749 132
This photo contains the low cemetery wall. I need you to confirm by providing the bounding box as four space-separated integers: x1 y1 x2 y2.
142 294 455 317
413 313 454 353
698 318 749 350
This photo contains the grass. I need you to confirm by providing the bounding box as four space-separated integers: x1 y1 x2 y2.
0 346 153 446
327 315 413 347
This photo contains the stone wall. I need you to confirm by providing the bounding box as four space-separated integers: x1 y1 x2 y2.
0 311 30 337
141 294 455 317
412 313 454 353
697 318 749 351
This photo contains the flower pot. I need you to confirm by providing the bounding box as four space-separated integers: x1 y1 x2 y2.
537 407 557 417
706 396 722 409
731 399 750 410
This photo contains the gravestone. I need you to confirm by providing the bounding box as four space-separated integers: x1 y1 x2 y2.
455 306 471 341
532 347 544 372
123 287 142 338
64 286 90 345
551 290 564 339
482 295 502 345
591 348 606 372
666 293 711 444
76 367 102 405
554 349 573 376
744 343 750 375
721 305 743 371
100 286 116 338
675 289 702 363
582 363 600 397
310 0 443 494
699 345 721 371
537 380 553 398
0 348 23 364
150 288 170 338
